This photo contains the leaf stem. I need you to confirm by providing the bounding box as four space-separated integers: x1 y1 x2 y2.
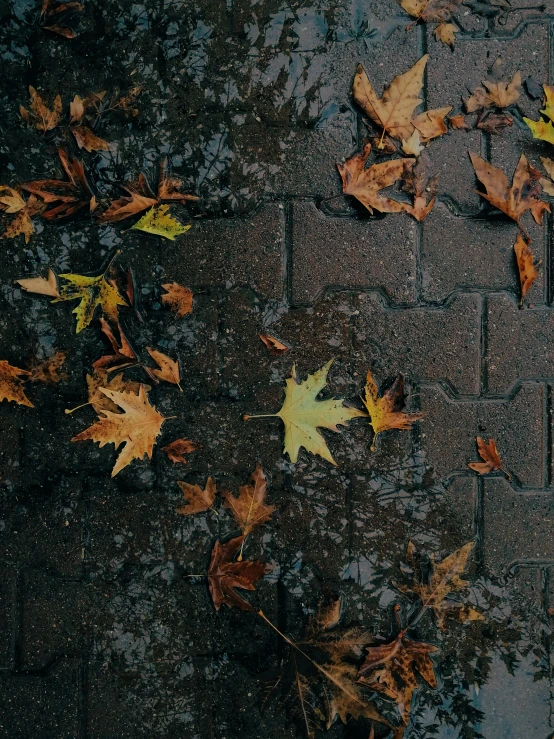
243 413 278 421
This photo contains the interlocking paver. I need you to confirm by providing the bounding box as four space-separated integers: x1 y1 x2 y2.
0 568 15 670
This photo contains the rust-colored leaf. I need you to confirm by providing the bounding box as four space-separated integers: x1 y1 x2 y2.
161 282 193 318
71 125 111 152
0 361 32 407
468 436 511 478
449 114 470 130
362 370 424 450
464 59 521 112
208 536 268 611
259 333 288 354
221 464 276 540
475 111 513 134
29 350 67 384
400 0 462 23
402 151 438 221
514 234 541 305
412 106 452 141
145 347 181 388
93 319 137 372
20 86 62 133
162 438 200 464
175 477 216 515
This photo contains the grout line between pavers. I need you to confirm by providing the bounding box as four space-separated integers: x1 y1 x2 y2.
480 293 488 396
283 197 293 307
474 476 484 576
546 384 553 489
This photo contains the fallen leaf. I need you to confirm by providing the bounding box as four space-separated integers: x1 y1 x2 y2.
29 350 67 383
353 56 428 141
514 234 541 305
22 148 94 221
259 334 288 354
83 370 145 414
449 114 470 130
0 361 32 407
524 76 544 100
130 205 191 240
402 130 424 157
15 268 60 298
412 106 452 140
434 21 457 47
20 86 62 133
221 464 276 540
98 173 158 222
402 151 438 221
362 370 424 450
92 319 137 371
145 347 181 387
540 155 554 195
0 188 45 243
470 152 550 229
40 0 83 37
468 436 510 478
162 438 200 464
337 144 414 215
71 125 111 152
464 59 521 112
161 282 193 318
56 271 127 333
157 158 198 203
208 536 268 611
244 360 365 465
400 0 462 23
524 85 554 145
71 384 166 476
325 662 384 728
69 94 85 123
475 111 513 134
175 477 216 515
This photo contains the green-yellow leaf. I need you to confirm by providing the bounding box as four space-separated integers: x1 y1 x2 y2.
56 273 127 333
524 116 554 145
244 360 365 465
130 204 191 240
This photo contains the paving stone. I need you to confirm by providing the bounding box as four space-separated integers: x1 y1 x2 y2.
486 294 554 394
420 383 545 487
0 568 15 670
424 130 483 214
0 412 22 490
0 660 80 738
483 479 554 576
291 202 417 306
352 293 481 396
421 205 546 303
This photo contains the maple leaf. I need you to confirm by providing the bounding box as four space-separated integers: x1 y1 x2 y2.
92 319 137 372
353 56 428 141
465 59 521 112
145 347 181 388
28 350 67 384
259 334 288 354
161 282 193 318
16 268 60 298
468 436 511 478
175 477 216 515
244 360 365 466
470 152 550 231
475 111 513 135
337 144 414 215
130 205 191 240
402 151 438 221
0 187 45 243
397 541 484 629
362 370 424 451
358 633 438 724
208 536 268 611
434 21 457 47
22 148 94 221
400 0 462 23
540 156 554 196
524 85 554 145
20 86 62 133
83 370 146 414
162 438 200 464
221 464 276 542
412 106 452 141
71 126 111 152
56 271 127 333
514 234 541 306
0 361 33 407
401 130 424 157
71 385 166 476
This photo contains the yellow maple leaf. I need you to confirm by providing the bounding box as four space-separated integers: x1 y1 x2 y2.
362 370 424 450
130 205 191 240
56 272 127 333
525 85 554 145
0 360 33 407
244 360 365 465
71 385 166 476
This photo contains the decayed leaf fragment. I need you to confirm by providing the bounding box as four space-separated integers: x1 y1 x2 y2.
402 151 438 221
29 350 67 384
540 156 554 196
221 464 276 541
175 477 216 515
514 234 541 305
15 268 60 298
470 152 550 229
161 282 193 318
93 319 137 371
130 205 191 240
0 361 33 407
71 125 111 152
259 334 288 354
208 536 268 611
41 0 83 38
412 106 452 141
20 86 62 132
400 0 462 23
338 144 414 215
162 438 200 464
465 59 521 112
525 86 554 145
434 22 457 47
362 370 424 450
72 385 166 476
145 347 181 388
449 114 470 130
0 187 45 243
244 360 365 465
468 436 511 478
56 271 127 333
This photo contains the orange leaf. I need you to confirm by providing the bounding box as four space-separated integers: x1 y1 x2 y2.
161 282 193 318
175 477 216 515
208 536 268 611
162 438 200 464
468 436 510 478
514 234 541 305
259 333 288 354
0 361 33 407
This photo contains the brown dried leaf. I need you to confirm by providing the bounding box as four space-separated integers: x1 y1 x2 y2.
176 477 216 515
468 436 510 478
20 86 62 133
325 662 384 728
412 106 452 141
92 319 137 372
400 0 463 23
71 125 111 152
259 333 288 354
449 114 470 130
465 60 521 112
29 350 67 383
208 536 268 611
84 370 145 413
514 234 541 305
15 268 60 298
0 361 33 407
162 438 200 464
98 173 158 223
145 347 181 387
475 111 513 134
362 370 424 450
433 21 457 47
69 94 85 123
402 152 438 221
157 159 199 202
161 282 193 318
221 464 276 539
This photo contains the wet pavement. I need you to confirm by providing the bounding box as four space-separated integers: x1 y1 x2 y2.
2 0 554 737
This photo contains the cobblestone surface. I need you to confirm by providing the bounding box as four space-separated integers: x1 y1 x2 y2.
1 1 554 738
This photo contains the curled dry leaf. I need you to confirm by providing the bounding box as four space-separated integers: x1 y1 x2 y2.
514 234 541 305
145 347 181 388
464 59 522 112
72 385 166 476
29 350 67 384
525 85 554 145
337 144 414 215
245 360 365 466
259 334 288 354
468 436 511 478
175 477 216 515
0 361 32 407
161 282 193 319
208 536 268 611
470 152 550 229
402 151 438 221
56 271 127 333
448 114 470 130
221 464 276 540
362 370 424 450
162 438 200 464
412 106 452 141
93 319 136 371
475 111 513 134
434 21 457 48
20 86 62 133
130 205 191 240
16 268 60 298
